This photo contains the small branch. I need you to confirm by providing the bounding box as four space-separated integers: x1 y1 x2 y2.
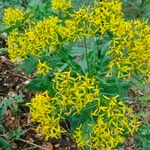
19 139 50 150
22 146 37 150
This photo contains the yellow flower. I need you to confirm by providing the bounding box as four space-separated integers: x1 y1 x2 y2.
37 60 52 75
7 16 61 61
3 8 24 26
88 95 140 150
73 125 87 149
29 91 66 139
7 29 26 62
52 0 71 12
53 71 100 113
28 74 140 147
107 19 150 80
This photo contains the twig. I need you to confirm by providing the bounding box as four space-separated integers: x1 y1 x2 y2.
19 139 49 150
22 146 37 150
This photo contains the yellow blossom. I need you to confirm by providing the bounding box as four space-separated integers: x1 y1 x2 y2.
29 91 66 139
88 95 140 150
53 71 100 113
28 73 140 148
73 125 87 149
37 60 52 75
3 8 24 26
52 0 71 12
7 17 61 61
107 19 150 80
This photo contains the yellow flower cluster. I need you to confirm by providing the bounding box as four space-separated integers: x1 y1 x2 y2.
52 0 71 12
3 8 24 26
52 71 100 113
6 0 123 60
29 91 65 140
29 71 140 148
90 0 123 35
37 60 52 76
73 125 88 148
73 96 140 150
108 20 150 80
7 17 60 61
29 71 100 139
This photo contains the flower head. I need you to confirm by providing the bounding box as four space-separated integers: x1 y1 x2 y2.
4 8 24 26
37 60 52 76
74 95 140 150
52 0 72 12
28 91 65 139
53 71 100 113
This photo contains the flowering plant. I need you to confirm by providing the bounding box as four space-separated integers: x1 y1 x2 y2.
3 0 149 149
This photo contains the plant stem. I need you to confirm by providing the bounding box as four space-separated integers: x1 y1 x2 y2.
84 38 90 75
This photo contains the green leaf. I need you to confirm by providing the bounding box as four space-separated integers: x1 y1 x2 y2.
99 77 131 99
26 75 53 92
0 125 6 133
0 95 24 121
17 55 38 76
9 128 26 140
143 0 150 18
101 41 111 57
57 47 84 74
28 0 43 7
0 137 11 150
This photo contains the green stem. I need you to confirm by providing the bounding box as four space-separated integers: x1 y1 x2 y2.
84 38 90 75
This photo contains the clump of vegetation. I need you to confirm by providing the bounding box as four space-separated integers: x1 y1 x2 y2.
0 0 150 149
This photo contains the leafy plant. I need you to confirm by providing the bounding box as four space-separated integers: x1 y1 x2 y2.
0 95 24 149
0 94 24 121
1 0 150 149
135 124 150 150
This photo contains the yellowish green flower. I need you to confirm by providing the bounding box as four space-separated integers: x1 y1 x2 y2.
5 1 146 149
52 71 100 113
52 0 71 12
6 0 150 81
7 17 61 61
29 72 140 149
37 60 52 76
3 8 24 26
6 0 129 61
73 125 87 149
107 20 150 80
29 91 65 140
72 94 140 150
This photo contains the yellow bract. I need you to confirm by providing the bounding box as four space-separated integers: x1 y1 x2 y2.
28 91 65 140
52 0 72 12
37 60 52 76
3 8 24 26
53 71 100 113
73 95 140 150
